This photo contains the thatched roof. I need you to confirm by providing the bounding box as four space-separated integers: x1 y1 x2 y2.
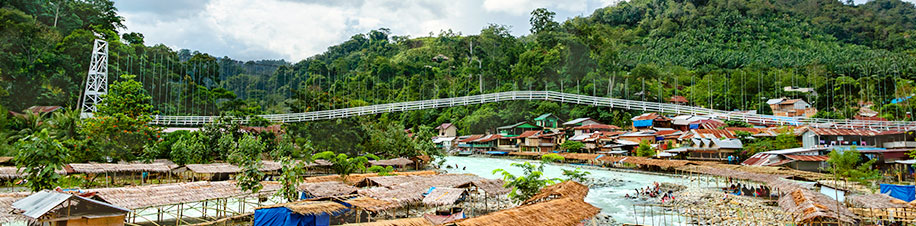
303 170 438 185
423 187 466 206
452 198 599 226
359 174 484 206
778 189 856 224
369 158 414 167
256 200 348 215
0 192 30 223
124 159 179 169
0 157 13 164
89 181 280 209
186 163 240 174
356 175 412 187
522 181 589 205
186 161 282 174
0 167 66 180
66 162 172 174
341 217 433 226
456 179 510 197
339 196 395 212
298 181 358 198
846 193 910 209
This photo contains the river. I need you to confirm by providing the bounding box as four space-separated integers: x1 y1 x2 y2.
442 156 692 225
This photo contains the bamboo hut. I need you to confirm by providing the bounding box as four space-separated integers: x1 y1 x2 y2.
340 217 433 226
358 174 484 207
846 193 916 222
304 170 438 185
449 197 599 226
13 190 130 226
299 181 358 199
338 197 396 213
88 181 280 209
66 162 172 174
521 181 589 205
422 188 467 206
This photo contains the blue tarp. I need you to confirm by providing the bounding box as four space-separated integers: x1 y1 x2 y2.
633 120 653 128
689 124 699 129
254 207 331 226
485 151 508 155
880 184 916 202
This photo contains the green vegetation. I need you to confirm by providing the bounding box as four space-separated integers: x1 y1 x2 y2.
228 134 267 193
276 156 306 202
493 161 562 202
14 129 68 191
635 140 656 157
560 140 585 153
825 147 881 186
313 151 379 178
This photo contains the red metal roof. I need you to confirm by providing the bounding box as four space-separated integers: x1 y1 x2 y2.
655 130 680 136
435 123 454 129
805 128 904 136
25 106 62 113
669 96 688 103
517 130 541 138
690 129 736 139
632 113 670 121
474 134 502 142
572 124 621 131
783 155 830 162
741 153 771 166
781 99 802 105
458 135 483 143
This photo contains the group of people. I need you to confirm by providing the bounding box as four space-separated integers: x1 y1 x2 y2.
726 182 773 198
626 182 676 203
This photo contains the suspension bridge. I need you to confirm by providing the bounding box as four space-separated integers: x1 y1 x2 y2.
76 40 916 130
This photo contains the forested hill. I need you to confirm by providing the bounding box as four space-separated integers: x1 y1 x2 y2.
2 0 916 138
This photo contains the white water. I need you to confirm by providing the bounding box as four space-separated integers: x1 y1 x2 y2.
442 156 693 225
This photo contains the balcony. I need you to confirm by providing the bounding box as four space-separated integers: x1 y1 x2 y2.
883 141 916 149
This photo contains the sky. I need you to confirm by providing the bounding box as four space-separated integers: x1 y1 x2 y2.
114 0 618 62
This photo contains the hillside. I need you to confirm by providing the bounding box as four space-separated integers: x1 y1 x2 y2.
2 0 916 147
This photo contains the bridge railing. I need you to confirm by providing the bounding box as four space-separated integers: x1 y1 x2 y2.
149 91 916 131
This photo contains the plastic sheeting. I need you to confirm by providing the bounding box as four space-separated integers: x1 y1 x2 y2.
633 120 653 128
254 207 330 226
880 184 916 202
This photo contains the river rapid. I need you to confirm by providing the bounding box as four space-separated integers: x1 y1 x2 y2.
442 156 691 225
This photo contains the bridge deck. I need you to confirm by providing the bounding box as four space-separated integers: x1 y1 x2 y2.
148 91 916 131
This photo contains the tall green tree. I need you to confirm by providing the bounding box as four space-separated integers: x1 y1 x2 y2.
229 134 266 193
15 129 68 191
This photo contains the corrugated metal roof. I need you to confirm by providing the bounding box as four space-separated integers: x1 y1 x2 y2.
517 130 541 138
804 128 904 136
690 129 736 139
563 118 596 126
458 135 483 143
784 155 830 162
12 191 128 219
572 124 621 130
435 123 454 130
631 113 668 121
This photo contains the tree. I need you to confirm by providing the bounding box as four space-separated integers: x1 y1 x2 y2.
826 147 880 186
313 151 378 178
15 129 68 191
81 74 159 161
368 165 395 176
529 8 558 34
562 168 591 183
493 161 561 202
229 134 266 193
170 133 208 165
560 141 585 153
635 140 655 157
276 156 305 202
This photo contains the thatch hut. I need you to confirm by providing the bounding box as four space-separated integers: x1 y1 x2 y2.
456 179 510 197
88 181 280 209
847 193 910 209
66 162 172 174
449 197 599 226
254 200 349 226
422 187 467 206
340 217 433 226
355 175 411 188
338 196 396 213
521 181 589 205
299 181 358 199
778 188 856 224
369 158 414 168
358 174 484 207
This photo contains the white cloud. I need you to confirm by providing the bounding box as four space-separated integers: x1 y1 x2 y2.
116 0 609 61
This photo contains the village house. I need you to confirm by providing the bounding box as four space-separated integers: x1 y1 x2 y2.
767 98 818 117
571 124 622 136
631 113 672 131
742 147 830 172
433 123 458 152
679 129 743 161
497 122 542 137
518 130 561 152
800 128 914 148
468 134 502 154
533 113 563 131
562 117 602 128
435 123 457 138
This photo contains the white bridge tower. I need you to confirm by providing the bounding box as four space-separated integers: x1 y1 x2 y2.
79 39 108 118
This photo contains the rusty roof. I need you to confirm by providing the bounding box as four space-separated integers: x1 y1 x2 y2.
631 113 669 121
517 130 541 138
684 129 735 139
783 155 830 162
669 96 688 103
572 124 621 131
804 128 903 136
458 135 483 143
473 134 502 142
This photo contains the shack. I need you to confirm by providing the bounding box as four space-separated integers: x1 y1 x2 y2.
12 190 129 226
